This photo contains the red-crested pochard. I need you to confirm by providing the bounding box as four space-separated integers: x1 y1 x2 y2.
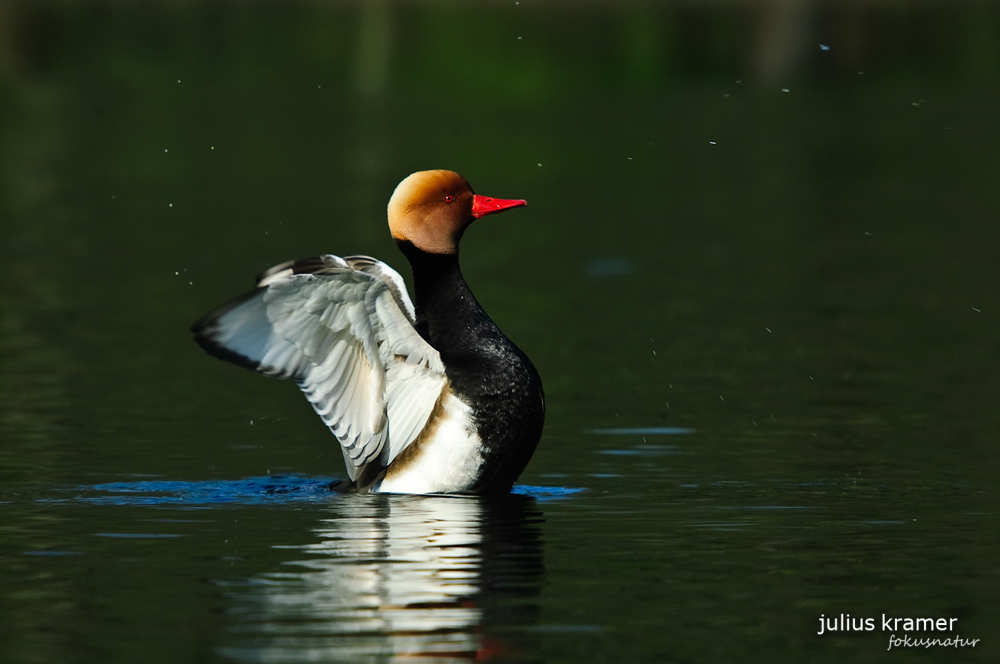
191 170 544 494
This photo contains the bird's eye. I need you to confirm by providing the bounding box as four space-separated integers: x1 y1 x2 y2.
444 195 454 203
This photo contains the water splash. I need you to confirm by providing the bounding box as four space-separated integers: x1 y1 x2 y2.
38 475 583 506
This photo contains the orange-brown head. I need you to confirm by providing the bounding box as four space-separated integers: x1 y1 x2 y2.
387 170 527 254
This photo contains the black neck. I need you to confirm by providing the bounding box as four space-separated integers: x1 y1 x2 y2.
396 240 499 358
396 241 464 308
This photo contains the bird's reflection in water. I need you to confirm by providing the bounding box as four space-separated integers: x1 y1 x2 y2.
220 493 545 663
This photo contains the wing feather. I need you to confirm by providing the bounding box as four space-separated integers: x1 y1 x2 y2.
385 362 448 461
191 255 448 483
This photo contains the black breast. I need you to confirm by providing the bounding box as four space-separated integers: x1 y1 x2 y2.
398 242 545 493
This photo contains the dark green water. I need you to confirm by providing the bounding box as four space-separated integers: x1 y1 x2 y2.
2 2 999 662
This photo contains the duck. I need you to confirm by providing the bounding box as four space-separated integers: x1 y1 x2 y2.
191 170 545 494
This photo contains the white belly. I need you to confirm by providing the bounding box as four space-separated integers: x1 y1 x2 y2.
375 392 484 494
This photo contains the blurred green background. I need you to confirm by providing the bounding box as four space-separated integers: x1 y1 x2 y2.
3 0 999 482
2 2 999 663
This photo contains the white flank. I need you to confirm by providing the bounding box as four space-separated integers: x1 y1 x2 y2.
376 392 484 494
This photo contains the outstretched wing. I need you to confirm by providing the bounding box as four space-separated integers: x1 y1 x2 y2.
191 254 446 480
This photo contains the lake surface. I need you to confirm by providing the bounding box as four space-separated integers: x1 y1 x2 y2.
1 2 998 662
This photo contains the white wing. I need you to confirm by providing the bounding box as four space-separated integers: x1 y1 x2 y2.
191 255 447 481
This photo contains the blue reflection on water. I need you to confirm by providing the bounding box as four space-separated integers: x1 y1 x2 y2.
596 447 681 456
512 485 586 501
71 475 337 506
42 475 583 506
21 550 84 556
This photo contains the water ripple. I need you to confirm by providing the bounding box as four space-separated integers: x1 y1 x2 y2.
586 427 695 435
